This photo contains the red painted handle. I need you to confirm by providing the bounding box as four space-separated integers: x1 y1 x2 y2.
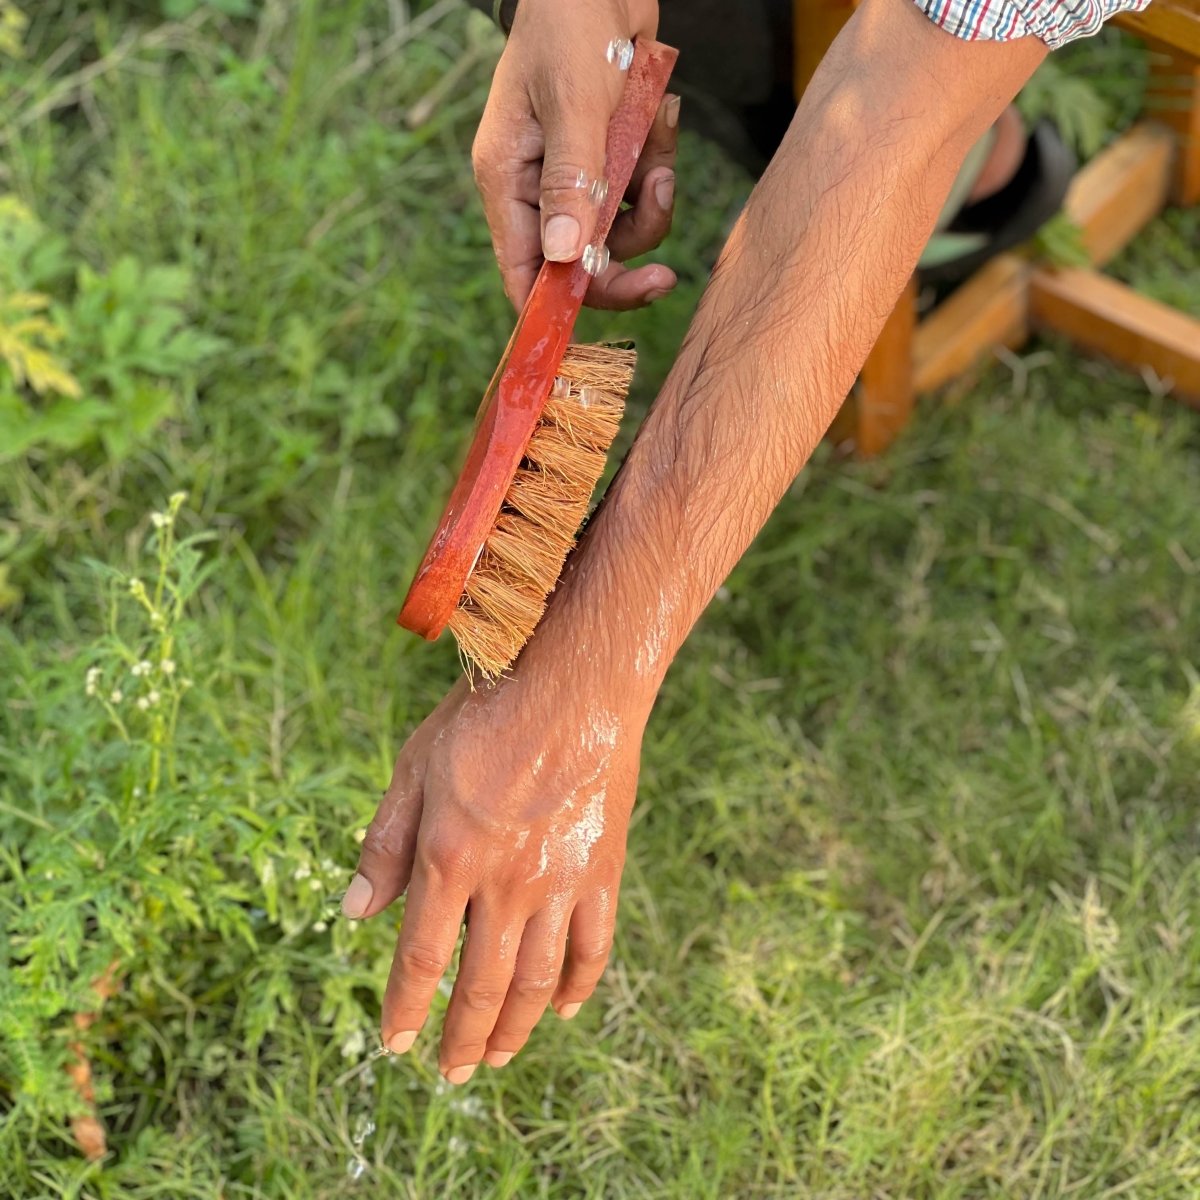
399 38 678 640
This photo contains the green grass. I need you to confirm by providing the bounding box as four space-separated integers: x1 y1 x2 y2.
2 4 1199 1197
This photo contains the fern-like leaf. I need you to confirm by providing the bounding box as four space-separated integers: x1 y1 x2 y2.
0 291 81 398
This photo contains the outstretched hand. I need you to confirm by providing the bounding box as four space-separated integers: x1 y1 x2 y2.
342 674 643 1082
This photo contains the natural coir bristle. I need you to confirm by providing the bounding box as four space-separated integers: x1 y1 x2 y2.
447 342 635 678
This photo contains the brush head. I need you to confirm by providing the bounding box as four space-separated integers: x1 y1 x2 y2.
446 342 635 678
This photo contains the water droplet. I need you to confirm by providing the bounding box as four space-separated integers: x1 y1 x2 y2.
346 1158 366 1181
352 1114 377 1146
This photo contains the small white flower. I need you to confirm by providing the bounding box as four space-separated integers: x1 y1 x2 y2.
161 659 176 675
312 920 328 932
132 660 152 677
150 511 168 529
85 667 101 696
136 697 150 711
355 828 366 844
147 689 160 706
169 491 187 509
309 878 323 892
128 577 142 594
293 863 312 881
110 689 123 704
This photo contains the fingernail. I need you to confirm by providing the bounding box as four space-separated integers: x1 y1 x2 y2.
445 1064 477 1086
655 172 675 211
643 288 671 304
484 1050 514 1069
558 1002 582 1020
341 873 373 919
387 1030 417 1055
665 95 681 129
543 214 580 262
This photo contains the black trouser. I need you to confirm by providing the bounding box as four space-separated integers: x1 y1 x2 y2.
466 0 800 174
657 0 797 172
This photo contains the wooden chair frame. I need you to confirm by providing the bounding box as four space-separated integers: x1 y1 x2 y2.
794 0 1200 456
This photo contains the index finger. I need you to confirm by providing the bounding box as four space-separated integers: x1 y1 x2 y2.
381 859 469 1055
472 120 544 310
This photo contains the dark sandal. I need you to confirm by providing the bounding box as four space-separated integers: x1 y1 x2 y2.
919 119 1077 286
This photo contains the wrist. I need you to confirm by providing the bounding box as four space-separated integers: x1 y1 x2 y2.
516 490 688 712
506 550 666 722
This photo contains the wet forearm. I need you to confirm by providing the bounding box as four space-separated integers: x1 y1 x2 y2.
521 0 1045 707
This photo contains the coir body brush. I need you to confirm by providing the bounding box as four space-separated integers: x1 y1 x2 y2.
398 37 678 677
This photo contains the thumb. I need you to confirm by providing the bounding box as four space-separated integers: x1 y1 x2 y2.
535 77 617 263
342 765 422 920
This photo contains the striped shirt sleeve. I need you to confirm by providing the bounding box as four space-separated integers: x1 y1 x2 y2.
914 0 1153 50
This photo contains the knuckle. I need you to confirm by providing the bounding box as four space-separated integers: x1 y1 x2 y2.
398 943 448 982
511 971 558 1001
421 835 474 881
459 984 507 1013
539 163 589 202
361 816 406 860
469 133 493 185
571 938 611 969
530 63 578 116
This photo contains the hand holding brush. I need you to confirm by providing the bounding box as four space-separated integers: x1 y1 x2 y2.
399 33 680 677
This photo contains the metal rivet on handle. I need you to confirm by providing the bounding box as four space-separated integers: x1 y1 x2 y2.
581 244 610 277
606 37 634 71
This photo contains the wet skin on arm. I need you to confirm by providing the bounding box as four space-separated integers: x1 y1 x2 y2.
343 0 1047 1083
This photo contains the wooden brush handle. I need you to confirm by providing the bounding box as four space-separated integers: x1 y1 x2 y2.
399 37 678 641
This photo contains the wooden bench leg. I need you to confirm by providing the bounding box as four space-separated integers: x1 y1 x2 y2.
1031 267 1200 403
793 0 858 99
854 278 917 457
1146 49 1200 205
